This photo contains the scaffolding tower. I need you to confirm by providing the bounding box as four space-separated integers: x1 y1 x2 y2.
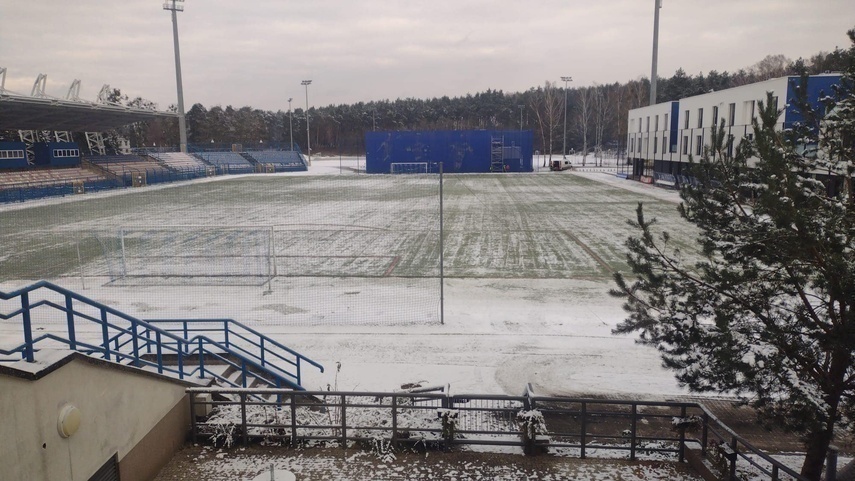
490 135 504 172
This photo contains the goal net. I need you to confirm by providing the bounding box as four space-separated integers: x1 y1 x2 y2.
97 226 276 287
390 162 430 174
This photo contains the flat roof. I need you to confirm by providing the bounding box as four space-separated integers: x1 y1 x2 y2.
0 93 179 132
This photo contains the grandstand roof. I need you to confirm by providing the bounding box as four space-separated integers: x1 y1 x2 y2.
0 93 179 132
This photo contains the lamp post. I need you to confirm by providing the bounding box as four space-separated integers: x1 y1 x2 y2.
163 0 188 153
650 0 662 106
518 104 524 131
561 76 572 159
288 97 294 151
301 80 312 165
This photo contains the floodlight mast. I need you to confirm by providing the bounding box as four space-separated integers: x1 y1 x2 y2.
561 76 572 159
164 0 188 153
650 0 661 106
302 80 312 165
288 98 294 151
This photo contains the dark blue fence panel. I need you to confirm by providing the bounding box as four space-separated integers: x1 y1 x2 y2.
0 184 77 204
365 130 533 174
84 179 123 193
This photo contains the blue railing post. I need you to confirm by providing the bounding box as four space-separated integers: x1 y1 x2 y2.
131 319 140 367
177 340 184 380
296 358 302 386
241 361 247 388
100 308 111 361
20 292 35 362
199 337 205 378
155 331 163 374
260 338 266 366
183 321 188 342
64 295 76 350
223 321 230 348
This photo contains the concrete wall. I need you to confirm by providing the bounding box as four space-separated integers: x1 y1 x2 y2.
0 357 188 481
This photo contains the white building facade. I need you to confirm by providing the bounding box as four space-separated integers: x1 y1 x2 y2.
625 74 842 181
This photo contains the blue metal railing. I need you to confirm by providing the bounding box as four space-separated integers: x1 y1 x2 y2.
142 318 322 387
0 281 323 390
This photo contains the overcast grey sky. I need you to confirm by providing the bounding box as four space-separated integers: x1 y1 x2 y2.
1 1 852 112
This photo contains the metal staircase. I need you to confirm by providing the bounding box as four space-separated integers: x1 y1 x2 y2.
0 281 323 391
490 135 505 172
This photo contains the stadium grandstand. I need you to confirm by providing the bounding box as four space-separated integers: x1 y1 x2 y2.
146 151 209 171
0 69 307 204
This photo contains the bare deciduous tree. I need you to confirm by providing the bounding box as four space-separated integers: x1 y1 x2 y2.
575 86 594 166
530 81 564 167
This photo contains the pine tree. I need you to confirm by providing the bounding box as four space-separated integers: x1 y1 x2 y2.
612 29 855 481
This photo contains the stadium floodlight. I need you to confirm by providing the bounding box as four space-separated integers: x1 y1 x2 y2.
650 0 662 106
561 76 572 159
288 97 294 151
163 0 188 153
302 80 312 165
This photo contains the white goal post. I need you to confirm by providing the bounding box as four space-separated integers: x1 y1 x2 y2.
104 225 277 289
390 162 430 174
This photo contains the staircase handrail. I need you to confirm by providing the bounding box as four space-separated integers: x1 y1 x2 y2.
144 318 325 377
0 329 288 389
0 281 321 390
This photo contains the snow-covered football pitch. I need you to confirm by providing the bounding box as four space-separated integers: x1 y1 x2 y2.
0 156 702 398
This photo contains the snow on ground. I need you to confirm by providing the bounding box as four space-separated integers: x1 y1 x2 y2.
0 155 694 398
153 445 703 481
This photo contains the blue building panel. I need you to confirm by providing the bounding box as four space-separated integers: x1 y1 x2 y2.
366 130 533 174
670 102 680 152
32 142 81 167
784 75 842 127
0 142 28 169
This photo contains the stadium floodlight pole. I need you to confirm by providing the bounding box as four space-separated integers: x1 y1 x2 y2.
163 0 188 153
288 98 294 151
302 80 312 166
561 76 572 158
518 104 524 131
650 0 662 106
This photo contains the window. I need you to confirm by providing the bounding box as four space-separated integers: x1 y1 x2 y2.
630 119 635 132
664 113 669 130
682 136 689 155
0 150 17 159
637 138 642 153
697 108 704 128
728 103 736 126
638 118 642 133
53 149 79 158
655 115 659 132
662 137 668 154
646 116 650 132
684 110 690 129
654 136 658 154
696 135 703 156
727 134 734 157
744 100 755 123
630 138 635 153
771 95 779 111
712 106 719 128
